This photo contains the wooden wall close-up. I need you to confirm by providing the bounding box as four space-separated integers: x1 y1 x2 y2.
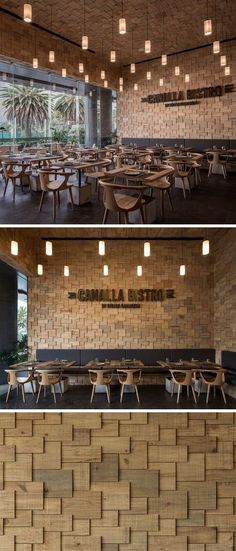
0 412 235 550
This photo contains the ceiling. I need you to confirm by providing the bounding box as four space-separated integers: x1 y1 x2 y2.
1 0 235 67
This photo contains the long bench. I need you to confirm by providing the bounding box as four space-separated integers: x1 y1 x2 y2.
121 138 236 152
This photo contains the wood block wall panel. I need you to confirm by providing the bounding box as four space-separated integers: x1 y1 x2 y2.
0 413 236 550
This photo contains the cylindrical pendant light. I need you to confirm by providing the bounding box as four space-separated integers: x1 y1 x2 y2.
37 264 43 276
33 57 38 69
99 241 105 256
119 84 123 92
64 265 70 277
220 55 226 66
49 50 55 63
204 19 212 35
62 68 67 77
119 17 126 34
104 80 108 88
30 79 34 87
137 265 143 277
179 264 186 276
185 73 190 83
103 265 109 276
110 50 116 62
85 74 89 82
175 65 180 76
202 239 210 256
147 70 151 80
213 40 220 54
130 63 136 74
225 66 230 76
11 240 18 256
73 87 77 95
45 241 53 256
52 83 56 91
145 39 151 53
134 83 138 91
144 242 151 257
82 35 88 50
79 62 84 73
101 69 105 80
119 76 123 85
161 54 167 65
159 77 164 86
2 72 7 81
23 3 32 23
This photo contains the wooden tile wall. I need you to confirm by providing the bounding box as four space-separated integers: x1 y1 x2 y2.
0 412 236 550
117 43 236 140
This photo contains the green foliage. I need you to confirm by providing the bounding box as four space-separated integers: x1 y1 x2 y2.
0 85 49 138
0 336 28 366
54 94 85 124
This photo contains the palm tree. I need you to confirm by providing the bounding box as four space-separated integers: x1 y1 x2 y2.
54 94 85 124
0 85 49 138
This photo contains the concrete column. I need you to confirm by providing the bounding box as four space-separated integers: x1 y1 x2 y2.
0 260 17 354
100 88 113 146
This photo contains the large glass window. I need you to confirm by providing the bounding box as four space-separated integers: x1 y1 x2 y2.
0 59 116 147
17 272 28 346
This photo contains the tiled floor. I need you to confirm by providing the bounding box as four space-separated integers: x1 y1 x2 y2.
0 170 235 224
1 384 235 409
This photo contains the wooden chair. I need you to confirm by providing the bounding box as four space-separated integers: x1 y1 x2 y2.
168 161 193 199
5 368 35 403
84 160 112 198
99 178 149 224
117 368 142 404
198 369 226 404
38 169 75 221
36 370 62 404
148 174 174 217
2 162 25 202
207 154 227 179
89 369 113 404
169 369 197 404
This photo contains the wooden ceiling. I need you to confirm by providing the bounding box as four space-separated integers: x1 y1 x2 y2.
1 0 235 67
20 227 223 240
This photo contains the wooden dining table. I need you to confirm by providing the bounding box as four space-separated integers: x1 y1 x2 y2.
54 158 111 187
0 153 62 168
110 164 174 187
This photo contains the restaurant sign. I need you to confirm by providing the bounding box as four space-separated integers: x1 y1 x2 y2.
68 288 176 309
141 83 234 107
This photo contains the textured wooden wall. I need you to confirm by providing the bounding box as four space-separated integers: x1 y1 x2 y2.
0 412 235 550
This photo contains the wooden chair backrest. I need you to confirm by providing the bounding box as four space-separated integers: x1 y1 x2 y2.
89 369 112 385
169 369 195 386
200 369 225 385
117 369 141 385
5 369 31 385
37 371 60 385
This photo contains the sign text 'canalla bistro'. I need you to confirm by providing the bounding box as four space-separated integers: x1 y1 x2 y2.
68 288 176 308
141 84 234 106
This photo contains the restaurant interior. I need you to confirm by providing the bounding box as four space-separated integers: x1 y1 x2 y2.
0 226 235 410
0 0 235 224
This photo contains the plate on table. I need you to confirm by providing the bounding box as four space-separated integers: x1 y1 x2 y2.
124 170 141 176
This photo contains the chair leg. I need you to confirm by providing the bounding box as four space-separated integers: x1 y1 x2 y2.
106 385 110 404
21 384 26 403
191 385 197 404
167 189 174 211
198 381 201 397
187 385 189 398
52 385 57 404
161 190 164 217
124 212 129 224
181 178 186 199
221 386 227 404
36 385 42 404
177 384 181 404
90 385 95 404
6 385 12 403
103 209 109 224
57 191 60 206
39 191 45 212
68 187 74 209
59 380 63 397
3 179 8 197
53 192 57 221
171 382 175 397
135 385 140 404
206 385 210 404
120 384 124 403
13 181 16 203
44 386 46 397
30 380 35 395
140 206 145 224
